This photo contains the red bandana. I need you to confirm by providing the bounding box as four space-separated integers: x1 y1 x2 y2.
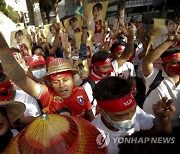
49 71 72 81
162 53 180 62
97 93 136 112
93 58 112 67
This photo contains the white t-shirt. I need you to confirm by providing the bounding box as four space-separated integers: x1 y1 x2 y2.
112 60 136 79
82 71 100 115
143 68 180 127
92 106 154 154
14 90 42 117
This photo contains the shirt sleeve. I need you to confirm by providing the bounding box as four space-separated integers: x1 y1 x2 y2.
144 68 159 88
136 106 155 130
37 84 50 108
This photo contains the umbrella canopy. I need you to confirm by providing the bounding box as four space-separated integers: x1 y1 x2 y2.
5 114 107 154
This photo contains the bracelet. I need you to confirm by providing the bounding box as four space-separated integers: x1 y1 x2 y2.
82 26 87 29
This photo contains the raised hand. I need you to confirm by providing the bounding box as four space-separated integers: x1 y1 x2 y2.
153 97 175 121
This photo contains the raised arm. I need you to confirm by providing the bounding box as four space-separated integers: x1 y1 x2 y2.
142 37 176 77
0 33 41 98
117 25 135 67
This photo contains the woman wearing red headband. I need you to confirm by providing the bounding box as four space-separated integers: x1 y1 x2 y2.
92 76 174 154
142 28 180 129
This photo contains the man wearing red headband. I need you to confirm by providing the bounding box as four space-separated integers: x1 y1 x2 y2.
82 28 135 115
142 30 180 128
0 34 94 121
92 77 174 153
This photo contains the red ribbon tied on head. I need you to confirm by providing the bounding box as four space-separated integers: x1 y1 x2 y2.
162 53 180 62
93 58 112 67
97 93 136 112
49 71 72 81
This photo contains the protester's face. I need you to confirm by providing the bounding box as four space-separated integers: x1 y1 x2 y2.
51 75 74 99
92 7 100 19
164 56 180 76
100 105 136 122
69 21 77 30
167 20 180 34
15 34 23 43
0 112 9 136
95 63 113 78
114 51 123 59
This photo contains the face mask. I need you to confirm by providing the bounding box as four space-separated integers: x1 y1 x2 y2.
97 67 113 78
167 65 180 75
32 68 46 79
102 110 136 132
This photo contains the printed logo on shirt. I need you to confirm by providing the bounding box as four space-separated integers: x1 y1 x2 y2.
54 96 63 102
96 132 110 148
77 96 84 105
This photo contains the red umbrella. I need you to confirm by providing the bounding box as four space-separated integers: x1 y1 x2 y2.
5 114 107 154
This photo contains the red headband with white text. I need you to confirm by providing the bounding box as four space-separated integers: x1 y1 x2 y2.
97 93 136 112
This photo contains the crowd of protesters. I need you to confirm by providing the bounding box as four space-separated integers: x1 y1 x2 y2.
0 2 179 153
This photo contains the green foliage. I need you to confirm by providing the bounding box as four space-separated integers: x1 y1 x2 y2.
0 0 20 23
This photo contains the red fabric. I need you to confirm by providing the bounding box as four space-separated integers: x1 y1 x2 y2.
89 69 102 82
95 20 102 33
162 53 180 62
49 71 72 81
112 46 125 54
93 58 112 67
26 55 45 67
97 93 136 112
39 85 92 115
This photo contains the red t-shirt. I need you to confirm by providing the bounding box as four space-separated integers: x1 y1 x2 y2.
38 85 92 115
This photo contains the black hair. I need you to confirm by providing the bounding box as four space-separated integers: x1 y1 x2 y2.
69 17 78 25
160 48 180 59
110 42 125 53
91 51 112 64
93 2 102 11
31 45 44 55
15 30 23 38
93 76 132 101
